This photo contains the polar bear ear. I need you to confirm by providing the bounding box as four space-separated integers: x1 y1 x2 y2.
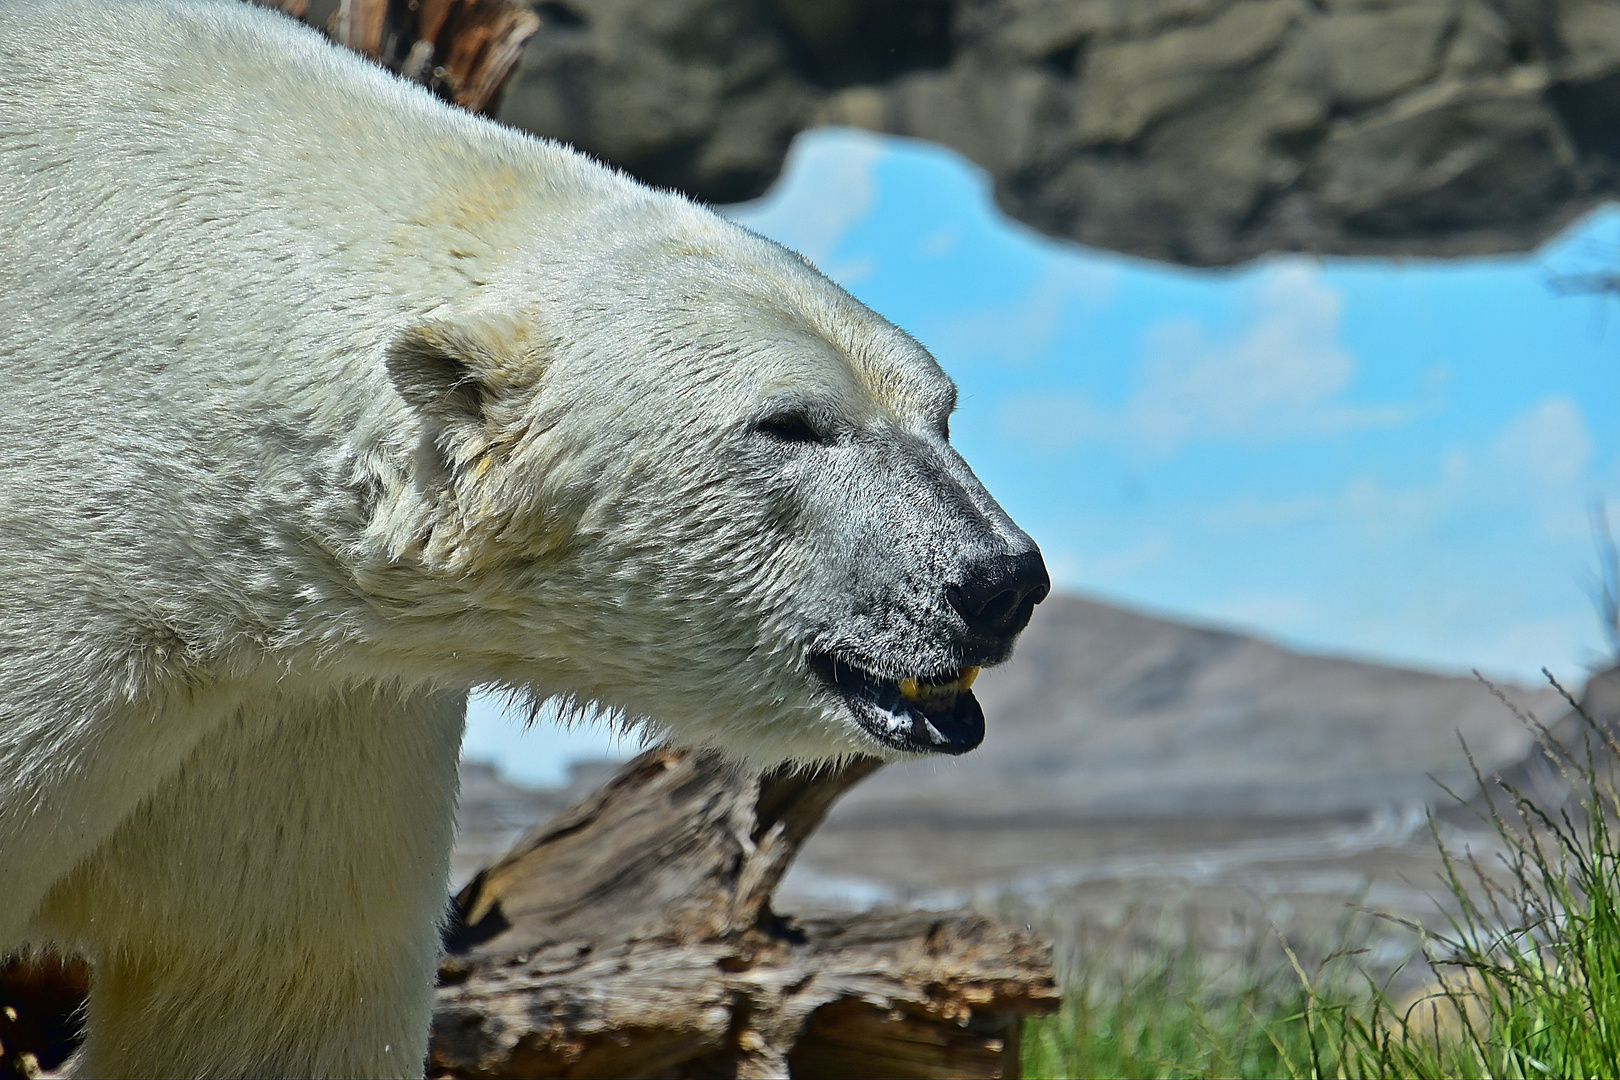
386 317 506 429
386 312 548 437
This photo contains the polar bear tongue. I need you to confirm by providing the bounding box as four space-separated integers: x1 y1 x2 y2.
811 655 986 755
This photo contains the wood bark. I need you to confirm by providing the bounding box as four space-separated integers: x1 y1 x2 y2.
255 0 540 113
255 0 308 19
432 748 1059 1079
334 0 539 112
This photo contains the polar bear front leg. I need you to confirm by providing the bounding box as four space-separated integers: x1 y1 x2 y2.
34 685 467 1080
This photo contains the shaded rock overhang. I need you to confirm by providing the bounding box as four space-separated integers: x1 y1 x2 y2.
484 0 1620 268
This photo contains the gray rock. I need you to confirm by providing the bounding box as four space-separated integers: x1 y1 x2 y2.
1069 0 1301 146
1310 4 1453 110
494 0 817 202
1310 79 1579 246
475 0 1620 266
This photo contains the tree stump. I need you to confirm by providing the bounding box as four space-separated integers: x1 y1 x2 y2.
431 748 1059 1079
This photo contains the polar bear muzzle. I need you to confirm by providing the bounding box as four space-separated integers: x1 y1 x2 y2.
809 654 986 754
806 547 1049 755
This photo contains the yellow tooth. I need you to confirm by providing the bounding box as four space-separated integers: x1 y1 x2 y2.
898 677 920 700
960 666 980 690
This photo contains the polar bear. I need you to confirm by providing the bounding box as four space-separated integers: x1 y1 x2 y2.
0 1 1048 1076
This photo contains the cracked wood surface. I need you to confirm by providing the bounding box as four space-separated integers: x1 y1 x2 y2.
432 748 1058 1079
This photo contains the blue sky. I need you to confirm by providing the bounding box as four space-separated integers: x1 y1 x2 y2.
467 127 1620 785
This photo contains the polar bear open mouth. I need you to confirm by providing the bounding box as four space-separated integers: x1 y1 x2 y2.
808 654 985 755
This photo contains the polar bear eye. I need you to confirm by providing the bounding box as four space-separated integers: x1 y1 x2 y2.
755 411 824 445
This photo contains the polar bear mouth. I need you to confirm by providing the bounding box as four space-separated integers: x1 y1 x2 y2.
808 654 985 755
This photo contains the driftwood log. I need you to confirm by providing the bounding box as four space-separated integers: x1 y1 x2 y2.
255 0 540 113
433 747 1058 1078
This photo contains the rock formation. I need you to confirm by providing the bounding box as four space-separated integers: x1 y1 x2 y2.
479 0 1620 267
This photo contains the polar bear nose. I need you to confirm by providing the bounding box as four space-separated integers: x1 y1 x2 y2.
950 548 1050 639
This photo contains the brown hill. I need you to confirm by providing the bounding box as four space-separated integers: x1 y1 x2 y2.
828 593 1563 825
456 593 1575 970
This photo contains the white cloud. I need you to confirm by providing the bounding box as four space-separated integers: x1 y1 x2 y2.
993 390 1113 450
919 227 959 258
1491 396 1592 489
1196 397 1593 551
1079 535 1173 584
933 258 1117 366
996 261 1416 454
1127 263 1415 451
1197 470 1465 544
721 128 884 277
1168 397 1599 680
1131 264 1347 444
1479 396 1596 542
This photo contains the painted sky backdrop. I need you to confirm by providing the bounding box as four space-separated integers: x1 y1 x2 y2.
466 127 1620 786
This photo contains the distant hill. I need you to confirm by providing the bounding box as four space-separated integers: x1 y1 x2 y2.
1473 666 1620 817
455 592 1582 962
827 594 1566 824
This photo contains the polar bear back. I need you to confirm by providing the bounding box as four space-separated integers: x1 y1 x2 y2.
0 0 615 658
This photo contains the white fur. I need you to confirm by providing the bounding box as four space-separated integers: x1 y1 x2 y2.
0 1 1014 1075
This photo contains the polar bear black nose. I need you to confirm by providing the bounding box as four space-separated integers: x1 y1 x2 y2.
951 548 1050 639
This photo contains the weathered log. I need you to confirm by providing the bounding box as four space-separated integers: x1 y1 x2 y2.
432 748 1059 1079
255 0 307 19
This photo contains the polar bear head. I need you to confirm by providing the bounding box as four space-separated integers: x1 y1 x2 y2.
383 189 1047 763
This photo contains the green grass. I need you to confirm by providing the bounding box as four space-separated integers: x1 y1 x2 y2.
1022 934 1343 1079
1025 674 1620 1079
